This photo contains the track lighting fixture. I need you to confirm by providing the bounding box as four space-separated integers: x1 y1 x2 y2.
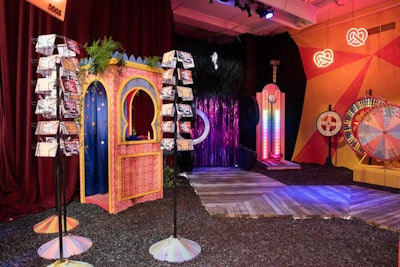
255 4 274 19
234 0 252 16
234 0 241 9
244 3 251 17
231 0 274 20
265 9 274 19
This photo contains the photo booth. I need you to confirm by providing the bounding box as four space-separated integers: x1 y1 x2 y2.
80 58 164 214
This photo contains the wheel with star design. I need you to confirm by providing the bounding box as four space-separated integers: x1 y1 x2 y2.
316 110 342 137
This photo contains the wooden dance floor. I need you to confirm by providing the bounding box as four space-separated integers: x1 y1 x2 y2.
188 167 400 233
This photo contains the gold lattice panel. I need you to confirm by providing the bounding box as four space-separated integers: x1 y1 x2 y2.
118 152 161 201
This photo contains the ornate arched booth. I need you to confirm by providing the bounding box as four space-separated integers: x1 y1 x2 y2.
79 58 163 214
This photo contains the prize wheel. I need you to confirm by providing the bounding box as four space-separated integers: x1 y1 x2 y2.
316 110 342 137
342 96 386 155
357 104 400 161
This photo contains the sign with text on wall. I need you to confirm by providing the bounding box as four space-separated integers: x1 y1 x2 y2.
26 0 67 21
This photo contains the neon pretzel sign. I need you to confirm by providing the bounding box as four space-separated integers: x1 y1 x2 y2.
313 49 334 68
346 28 368 47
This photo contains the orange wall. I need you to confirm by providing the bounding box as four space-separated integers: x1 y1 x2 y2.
290 1 400 169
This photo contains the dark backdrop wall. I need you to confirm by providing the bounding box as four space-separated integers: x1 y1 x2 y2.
174 35 245 168
174 35 245 97
0 0 174 222
242 33 307 159
174 33 306 160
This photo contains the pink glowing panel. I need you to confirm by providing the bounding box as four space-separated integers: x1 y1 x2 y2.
255 83 285 162
260 84 284 160
262 92 269 160
273 109 281 156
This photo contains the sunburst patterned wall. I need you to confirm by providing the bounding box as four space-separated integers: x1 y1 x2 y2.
290 1 400 169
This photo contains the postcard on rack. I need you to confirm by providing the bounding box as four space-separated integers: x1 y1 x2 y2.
61 77 79 95
161 103 175 117
60 57 79 74
35 34 56 56
62 100 80 118
176 51 195 69
66 75 82 94
35 121 59 135
37 55 59 77
62 139 80 156
57 44 76 58
177 68 193 85
162 121 175 133
176 86 193 101
64 37 81 55
36 98 57 118
179 121 191 133
162 69 176 85
161 138 175 151
35 142 58 157
177 139 194 151
176 104 193 117
60 121 80 135
35 77 56 94
160 86 176 101
161 50 177 69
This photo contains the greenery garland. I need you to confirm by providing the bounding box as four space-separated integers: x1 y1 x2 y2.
84 36 125 75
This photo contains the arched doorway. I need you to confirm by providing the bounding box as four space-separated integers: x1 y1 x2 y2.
83 81 108 196
124 88 155 140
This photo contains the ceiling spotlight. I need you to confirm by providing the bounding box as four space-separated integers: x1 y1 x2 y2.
231 0 273 20
255 4 274 19
265 8 274 19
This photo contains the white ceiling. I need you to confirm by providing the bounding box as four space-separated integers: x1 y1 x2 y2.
171 0 392 44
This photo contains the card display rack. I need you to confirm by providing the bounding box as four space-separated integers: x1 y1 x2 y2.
149 50 201 263
32 34 93 267
160 50 195 154
33 34 81 158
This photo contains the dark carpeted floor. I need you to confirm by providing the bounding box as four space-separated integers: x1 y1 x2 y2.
1 163 399 267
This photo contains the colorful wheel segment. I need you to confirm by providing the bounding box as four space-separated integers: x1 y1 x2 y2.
358 104 400 161
342 97 386 155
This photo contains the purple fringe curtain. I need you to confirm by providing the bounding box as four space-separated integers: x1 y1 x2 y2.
192 97 239 167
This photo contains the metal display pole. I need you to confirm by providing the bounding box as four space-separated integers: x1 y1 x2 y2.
149 50 201 263
32 35 93 266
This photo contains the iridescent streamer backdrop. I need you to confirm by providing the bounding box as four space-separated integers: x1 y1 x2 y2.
192 97 239 167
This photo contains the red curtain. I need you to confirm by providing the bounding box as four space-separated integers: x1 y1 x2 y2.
0 0 174 222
